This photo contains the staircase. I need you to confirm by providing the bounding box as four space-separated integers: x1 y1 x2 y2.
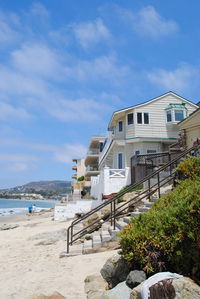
66 144 200 254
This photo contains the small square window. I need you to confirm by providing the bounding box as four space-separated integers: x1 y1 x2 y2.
127 113 134 125
175 110 184 121
167 110 172 122
144 113 149 124
137 112 142 124
118 121 123 132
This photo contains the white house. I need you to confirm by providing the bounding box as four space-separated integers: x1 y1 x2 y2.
91 92 198 199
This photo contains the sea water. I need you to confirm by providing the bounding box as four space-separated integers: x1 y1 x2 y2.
0 199 55 218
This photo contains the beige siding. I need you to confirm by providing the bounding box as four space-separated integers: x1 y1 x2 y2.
133 94 195 139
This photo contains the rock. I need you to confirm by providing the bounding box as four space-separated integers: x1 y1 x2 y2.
84 274 108 299
0 224 19 230
126 270 146 289
100 254 130 288
100 281 132 299
130 275 200 299
172 277 200 299
27 291 65 298
83 212 101 232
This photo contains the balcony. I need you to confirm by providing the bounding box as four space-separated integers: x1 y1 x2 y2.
72 174 77 180
72 166 77 171
87 149 100 155
85 165 99 178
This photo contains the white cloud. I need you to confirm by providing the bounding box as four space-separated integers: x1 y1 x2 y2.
65 54 131 85
7 163 28 172
0 153 38 172
135 6 178 38
11 43 63 78
45 96 113 122
73 18 110 49
116 5 178 39
0 153 37 162
147 63 199 92
0 11 21 46
30 2 49 18
0 102 31 120
54 143 87 164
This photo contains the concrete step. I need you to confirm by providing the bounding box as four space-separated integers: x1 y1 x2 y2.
92 234 102 249
115 221 128 231
100 230 112 243
131 211 141 217
123 216 131 224
108 226 120 241
82 239 93 254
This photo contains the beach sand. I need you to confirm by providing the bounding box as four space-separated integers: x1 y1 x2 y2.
0 211 116 299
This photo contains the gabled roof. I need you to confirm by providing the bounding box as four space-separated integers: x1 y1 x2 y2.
108 91 198 128
178 107 200 125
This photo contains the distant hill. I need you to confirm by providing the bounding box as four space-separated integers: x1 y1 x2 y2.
1 180 72 194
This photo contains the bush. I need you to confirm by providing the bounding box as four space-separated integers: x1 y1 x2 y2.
176 156 200 180
119 176 200 283
77 176 84 181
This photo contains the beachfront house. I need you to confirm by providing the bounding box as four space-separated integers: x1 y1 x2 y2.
90 92 198 199
178 107 200 148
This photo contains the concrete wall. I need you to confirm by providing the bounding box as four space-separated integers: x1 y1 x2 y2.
90 167 131 199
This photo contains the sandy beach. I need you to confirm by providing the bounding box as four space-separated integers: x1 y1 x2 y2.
0 211 116 299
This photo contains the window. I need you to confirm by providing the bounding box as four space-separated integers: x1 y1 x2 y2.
137 112 142 124
99 142 104 152
144 113 149 124
118 121 123 132
127 113 134 125
175 110 184 121
135 150 140 155
167 110 172 122
118 153 123 169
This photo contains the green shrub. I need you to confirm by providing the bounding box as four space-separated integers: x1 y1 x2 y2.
119 177 200 283
176 156 200 180
77 176 84 181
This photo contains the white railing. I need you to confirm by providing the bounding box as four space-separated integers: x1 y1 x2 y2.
99 131 114 164
87 149 100 155
86 165 99 172
109 169 126 178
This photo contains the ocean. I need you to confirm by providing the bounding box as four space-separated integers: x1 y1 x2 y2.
0 199 55 218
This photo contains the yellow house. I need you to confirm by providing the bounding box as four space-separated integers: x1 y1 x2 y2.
178 107 200 148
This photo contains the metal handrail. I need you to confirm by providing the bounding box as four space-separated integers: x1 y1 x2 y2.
66 144 199 253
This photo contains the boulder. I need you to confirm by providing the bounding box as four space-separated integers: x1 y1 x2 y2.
83 212 101 232
130 274 200 299
100 281 132 299
126 270 146 289
172 277 200 299
100 254 130 288
84 274 108 299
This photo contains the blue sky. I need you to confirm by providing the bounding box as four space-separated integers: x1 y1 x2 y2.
0 0 200 188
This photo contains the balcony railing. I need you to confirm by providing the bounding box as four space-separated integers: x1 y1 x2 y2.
87 149 100 155
86 165 99 172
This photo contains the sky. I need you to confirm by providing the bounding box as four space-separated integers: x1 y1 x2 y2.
0 0 200 188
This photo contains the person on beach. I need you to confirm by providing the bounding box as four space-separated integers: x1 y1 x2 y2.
28 205 32 214
32 204 36 213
